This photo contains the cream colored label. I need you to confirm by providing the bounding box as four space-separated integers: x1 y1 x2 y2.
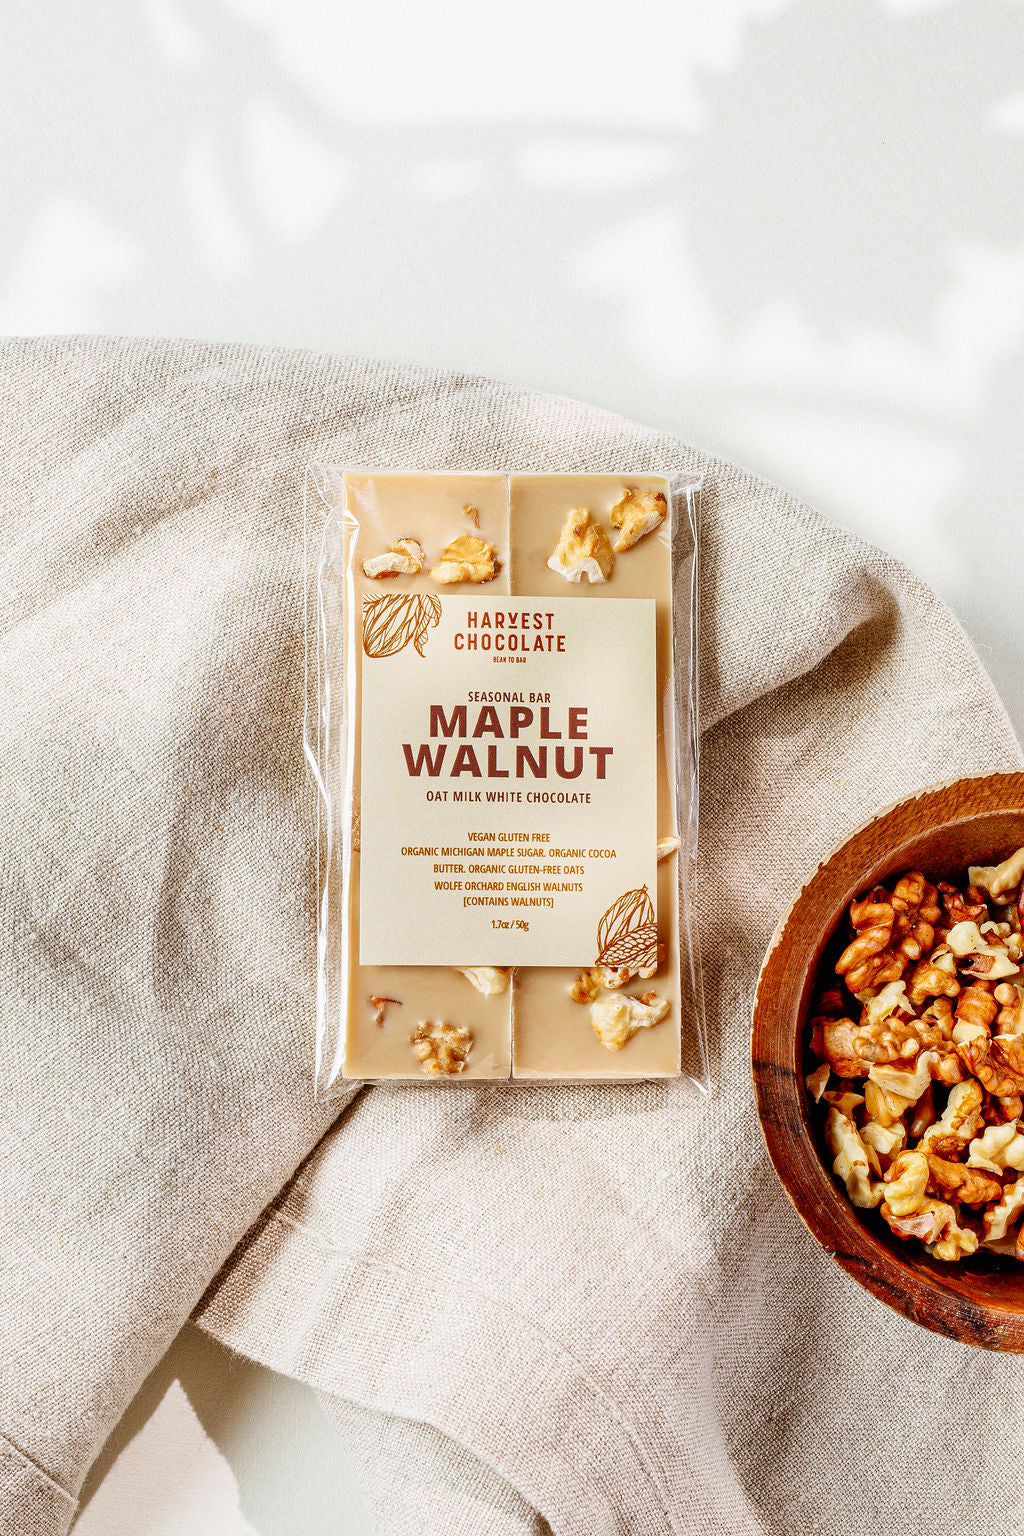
358 595 658 966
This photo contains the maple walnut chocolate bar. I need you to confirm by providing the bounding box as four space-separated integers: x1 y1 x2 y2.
311 469 697 1088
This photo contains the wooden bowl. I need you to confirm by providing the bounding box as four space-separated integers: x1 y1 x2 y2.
752 772 1024 1349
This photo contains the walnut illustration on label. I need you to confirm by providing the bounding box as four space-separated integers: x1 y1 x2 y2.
595 886 659 977
362 592 442 658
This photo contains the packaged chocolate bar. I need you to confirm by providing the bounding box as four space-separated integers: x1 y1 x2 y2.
305 469 706 1093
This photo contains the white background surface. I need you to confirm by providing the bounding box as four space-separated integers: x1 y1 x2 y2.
3 1 1021 1531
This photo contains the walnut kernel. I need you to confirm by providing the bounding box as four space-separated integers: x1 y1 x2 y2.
609 486 667 552
362 538 426 579
589 991 670 1051
546 507 615 584
410 1020 473 1076
429 535 499 584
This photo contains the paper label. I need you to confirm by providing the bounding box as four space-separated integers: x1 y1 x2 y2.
357 594 658 967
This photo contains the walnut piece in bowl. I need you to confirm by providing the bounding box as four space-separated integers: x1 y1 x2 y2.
752 774 1024 1350
806 861 1024 1266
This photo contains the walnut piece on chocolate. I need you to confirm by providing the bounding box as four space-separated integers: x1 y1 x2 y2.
609 486 667 552
410 1020 473 1076
362 538 426 579
589 990 669 1051
454 966 511 996
546 507 615 584
806 850 1024 1262
570 964 631 1005
429 535 499 584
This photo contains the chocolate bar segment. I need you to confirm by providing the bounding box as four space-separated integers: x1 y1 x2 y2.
342 473 513 1080
508 475 681 1079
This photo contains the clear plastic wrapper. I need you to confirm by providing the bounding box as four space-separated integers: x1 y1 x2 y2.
305 469 706 1095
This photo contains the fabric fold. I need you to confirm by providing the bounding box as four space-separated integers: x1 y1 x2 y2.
0 1438 75 1536
318 1395 553 1536
198 1119 770 1536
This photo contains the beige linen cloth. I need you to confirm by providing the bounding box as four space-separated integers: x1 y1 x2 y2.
2 337 1022 1536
